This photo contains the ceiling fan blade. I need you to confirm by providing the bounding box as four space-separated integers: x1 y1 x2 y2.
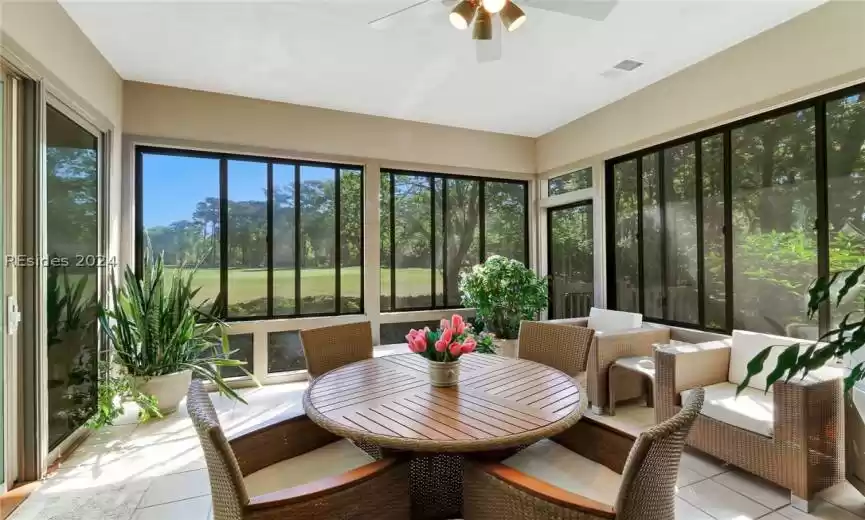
476 22 502 63
522 0 618 21
368 0 453 29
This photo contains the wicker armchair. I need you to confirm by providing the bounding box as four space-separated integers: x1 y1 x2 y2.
300 321 373 379
549 316 671 414
186 381 410 520
654 331 845 511
463 388 704 520
518 321 595 386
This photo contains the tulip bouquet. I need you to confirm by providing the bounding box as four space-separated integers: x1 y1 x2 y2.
405 314 478 363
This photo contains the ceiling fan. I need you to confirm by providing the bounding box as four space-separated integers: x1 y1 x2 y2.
368 0 618 63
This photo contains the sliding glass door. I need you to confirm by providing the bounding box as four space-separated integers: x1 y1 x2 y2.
45 104 101 450
548 201 594 319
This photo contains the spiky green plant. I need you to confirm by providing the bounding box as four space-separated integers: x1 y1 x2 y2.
100 243 252 407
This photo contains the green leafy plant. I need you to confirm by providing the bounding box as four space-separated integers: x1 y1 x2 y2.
739 264 865 393
459 255 548 340
88 361 162 429
96 242 254 426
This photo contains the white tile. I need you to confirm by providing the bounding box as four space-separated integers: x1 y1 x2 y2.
677 479 770 519
133 496 212 520
678 466 707 488
676 497 713 519
760 514 790 520
713 469 790 509
818 482 865 518
138 469 210 508
777 501 865 520
60 441 136 468
680 449 729 478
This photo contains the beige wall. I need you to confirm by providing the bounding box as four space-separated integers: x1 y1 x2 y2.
1 0 124 264
537 0 865 174
123 81 536 175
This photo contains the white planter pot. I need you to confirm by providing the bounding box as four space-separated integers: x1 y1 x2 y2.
492 338 519 358
135 369 193 414
427 359 460 387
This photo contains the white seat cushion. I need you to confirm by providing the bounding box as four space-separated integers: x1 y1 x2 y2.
502 439 622 506
244 438 374 497
587 308 643 333
729 330 803 392
682 382 774 437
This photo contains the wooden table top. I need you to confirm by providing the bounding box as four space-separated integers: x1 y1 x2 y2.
303 352 585 453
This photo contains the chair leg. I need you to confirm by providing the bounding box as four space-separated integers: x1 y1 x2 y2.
644 377 654 408
791 493 817 513
608 366 617 416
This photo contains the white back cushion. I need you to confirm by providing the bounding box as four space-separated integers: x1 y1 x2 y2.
729 330 802 392
587 308 642 332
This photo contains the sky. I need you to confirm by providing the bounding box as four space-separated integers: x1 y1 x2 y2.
142 153 336 227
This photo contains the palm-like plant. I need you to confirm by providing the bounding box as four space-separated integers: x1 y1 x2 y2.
98 243 251 424
740 264 865 393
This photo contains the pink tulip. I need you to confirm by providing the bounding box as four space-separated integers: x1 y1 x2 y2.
440 318 450 331
435 339 448 352
451 314 465 334
461 338 477 353
449 342 463 357
440 328 453 345
408 337 426 353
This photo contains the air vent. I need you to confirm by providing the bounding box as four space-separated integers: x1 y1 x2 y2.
613 59 644 71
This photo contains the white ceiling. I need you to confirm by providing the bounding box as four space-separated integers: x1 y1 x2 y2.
60 0 826 137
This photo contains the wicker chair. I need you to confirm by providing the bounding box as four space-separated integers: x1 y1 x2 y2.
518 321 595 386
463 388 705 520
655 331 845 511
547 315 671 414
300 321 373 379
186 381 410 520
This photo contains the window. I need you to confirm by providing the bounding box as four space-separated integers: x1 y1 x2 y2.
46 105 101 449
137 147 364 320
607 82 865 337
548 202 593 319
548 167 592 196
380 170 528 311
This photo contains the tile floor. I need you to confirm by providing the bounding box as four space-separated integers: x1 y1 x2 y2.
9 382 865 520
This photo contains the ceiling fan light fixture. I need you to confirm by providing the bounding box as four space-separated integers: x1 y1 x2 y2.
472 8 493 40
500 1 526 31
482 0 507 14
449 0 475 30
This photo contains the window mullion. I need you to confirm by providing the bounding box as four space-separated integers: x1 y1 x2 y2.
267 162 274 318
430 176 436 309
294 163 301 315
335 167 341 314
479 181 486 262
695 140 706 328
815 100 830 337
636 157 645 315
723 130 734 333
219 157 228 318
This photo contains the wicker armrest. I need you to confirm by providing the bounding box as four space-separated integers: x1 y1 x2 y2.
471 461 616 518
229 413 342 476
586 327 671 409
245 458 402 512
654 340 731 421
546 317 590 327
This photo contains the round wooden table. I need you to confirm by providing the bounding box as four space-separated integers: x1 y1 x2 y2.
303 352 585 520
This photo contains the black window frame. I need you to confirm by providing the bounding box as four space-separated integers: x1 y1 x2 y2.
135 145 365 321
381 168 530 312
605 81 865 336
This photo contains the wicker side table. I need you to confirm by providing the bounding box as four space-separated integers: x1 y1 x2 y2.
608 341 693 415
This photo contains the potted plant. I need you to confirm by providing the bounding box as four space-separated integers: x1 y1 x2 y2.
93 245 252 427
459 255 548 355
405 314 478 387
740 264 864 493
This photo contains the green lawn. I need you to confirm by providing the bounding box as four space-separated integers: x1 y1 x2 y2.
166 266 435 306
